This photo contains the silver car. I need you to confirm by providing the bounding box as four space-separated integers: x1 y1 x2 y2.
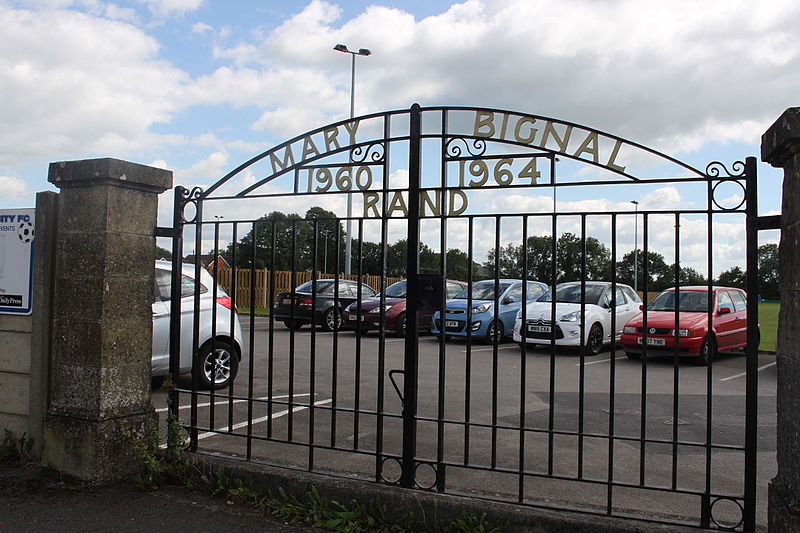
152 260 243 389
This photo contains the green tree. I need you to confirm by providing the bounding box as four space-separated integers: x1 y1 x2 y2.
616 250 671 290
758 243 779 300
716 266 746 288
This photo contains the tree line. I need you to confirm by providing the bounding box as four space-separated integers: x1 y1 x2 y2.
165 207 778 299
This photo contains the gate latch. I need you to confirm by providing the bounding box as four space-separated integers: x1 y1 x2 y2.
388 369 404 406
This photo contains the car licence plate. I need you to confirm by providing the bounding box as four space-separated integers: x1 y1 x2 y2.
445 320 459 328
638 337 665 346
282 298 292 305
528 325 551 333
348 314 365 321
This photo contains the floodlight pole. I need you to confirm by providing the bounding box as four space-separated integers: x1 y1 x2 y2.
334 44 371 275
631 200 639 292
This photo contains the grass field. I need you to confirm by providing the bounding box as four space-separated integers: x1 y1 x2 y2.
759 302 779 352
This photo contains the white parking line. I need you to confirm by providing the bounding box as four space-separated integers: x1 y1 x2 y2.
196 398 332 441
154 393 311 413
577 356 627 366
719 361 777 382
462 346 520 353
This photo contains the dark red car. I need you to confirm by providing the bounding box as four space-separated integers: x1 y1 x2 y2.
620 286 751 365
343 278 467 337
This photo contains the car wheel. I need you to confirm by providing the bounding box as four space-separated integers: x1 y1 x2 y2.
283 320 304 330
697 336 716 366
394 313 407 337
625 351 641 360
485 320 502 345
194 339 239 390
322 307 342 332
587 323 603 356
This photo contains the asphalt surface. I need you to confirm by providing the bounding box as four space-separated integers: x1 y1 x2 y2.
0 467 321 533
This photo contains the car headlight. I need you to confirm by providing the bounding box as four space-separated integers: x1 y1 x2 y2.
369 305 393 313
559 310 584 322
471 303 491 315
623 326 636 334
675 329 694 337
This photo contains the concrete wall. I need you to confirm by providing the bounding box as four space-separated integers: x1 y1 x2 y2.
0 191 57 456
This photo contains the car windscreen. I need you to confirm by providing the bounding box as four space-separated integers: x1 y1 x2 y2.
383 280 407 298
295 280 334 294
537 284 606 305
454 280 512 300
647 290 710 312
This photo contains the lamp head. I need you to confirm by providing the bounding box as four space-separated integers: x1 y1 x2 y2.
333 44 349 53
357 48 371 56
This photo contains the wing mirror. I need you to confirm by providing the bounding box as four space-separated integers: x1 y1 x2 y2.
718 306 732 316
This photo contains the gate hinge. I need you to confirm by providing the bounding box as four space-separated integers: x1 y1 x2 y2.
155 226 177 238
756 215 781 231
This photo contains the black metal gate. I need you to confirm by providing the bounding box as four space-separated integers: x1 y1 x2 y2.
166 104 765 530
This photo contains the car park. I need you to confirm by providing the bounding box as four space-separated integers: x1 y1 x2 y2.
432 279 548 344
273 279 377 331
620 286 750 365
513 281 641 355
343 278 467 336
151 260 243 389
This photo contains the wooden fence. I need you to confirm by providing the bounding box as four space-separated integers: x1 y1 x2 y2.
212 266 403 309
211 265 662 310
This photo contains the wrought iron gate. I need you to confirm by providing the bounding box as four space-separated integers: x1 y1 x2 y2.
165 104 764 531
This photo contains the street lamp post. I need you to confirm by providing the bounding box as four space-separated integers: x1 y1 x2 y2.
334 43 371 275
320 229 331 274
631 200 639 292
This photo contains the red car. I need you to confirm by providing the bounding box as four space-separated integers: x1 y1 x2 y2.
620 286 751 365
343 278 467 337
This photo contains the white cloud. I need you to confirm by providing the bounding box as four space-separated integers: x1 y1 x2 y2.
137 0 204 18
0 176 31 201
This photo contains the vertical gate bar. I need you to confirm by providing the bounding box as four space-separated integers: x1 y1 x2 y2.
228 222 238 432
436 109 448 492
606 214 618 514
209 221 220 430
702 175 715 527
309 221 318 470
247 222 257 460
518 215 529 501
743 156 758 532
330 224 341 448
491 215 501 468
353 219 363 450
190 203 203 448
639 214 649 486
578 215 587 479
547 212 557 475
374 113 390 480
267 221 276 438
671 213 681 490
700 175 714 527
400 103 421 489
288 220 297 440
464 216 474 465
168 186 185 439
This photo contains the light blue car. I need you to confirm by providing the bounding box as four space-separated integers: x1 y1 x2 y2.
431 279 548 344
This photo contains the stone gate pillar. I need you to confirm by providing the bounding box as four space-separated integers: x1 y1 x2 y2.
762 108 800 532
42 158 172 481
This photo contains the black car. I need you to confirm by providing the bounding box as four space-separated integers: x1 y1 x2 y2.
273 279 377 331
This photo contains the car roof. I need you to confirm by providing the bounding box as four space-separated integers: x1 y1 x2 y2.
663 286 740 292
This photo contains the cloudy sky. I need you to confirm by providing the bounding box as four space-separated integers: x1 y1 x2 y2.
0 0 794 272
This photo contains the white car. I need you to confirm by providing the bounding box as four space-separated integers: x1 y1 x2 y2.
513 281 641 355
152 260 244 389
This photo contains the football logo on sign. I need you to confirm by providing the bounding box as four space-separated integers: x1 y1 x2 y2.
18 221 34 243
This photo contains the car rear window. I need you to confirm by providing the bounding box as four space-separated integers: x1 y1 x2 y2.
155 268 208 300
729 290 747 311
